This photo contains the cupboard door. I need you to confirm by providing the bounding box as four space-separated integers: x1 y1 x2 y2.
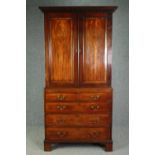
45 13 78 87
79 14 111 87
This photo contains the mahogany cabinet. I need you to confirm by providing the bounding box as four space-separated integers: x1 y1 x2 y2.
39 6 117 152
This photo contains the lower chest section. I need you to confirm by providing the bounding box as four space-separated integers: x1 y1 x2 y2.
44 88 112 142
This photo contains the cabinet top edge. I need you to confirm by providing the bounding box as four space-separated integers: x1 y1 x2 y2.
39 6 118 13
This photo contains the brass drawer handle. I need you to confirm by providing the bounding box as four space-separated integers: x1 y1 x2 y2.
90 118 100 124
92 131 100 137
90 105 95 110
90 105 100 110
57 119 65 124
96 105 100 109
89 131 101 137
57 95 65 101
90 95 100 100
56 131 67 137
56 105 66 110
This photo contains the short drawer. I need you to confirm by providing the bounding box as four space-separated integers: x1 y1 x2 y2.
46 114 111 127
45 102 112 114
46 127 110 142
78 93 112 102
45 93 77 102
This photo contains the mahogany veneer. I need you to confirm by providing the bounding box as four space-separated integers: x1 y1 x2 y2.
39 6 117 152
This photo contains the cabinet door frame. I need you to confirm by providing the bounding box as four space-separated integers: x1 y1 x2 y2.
79 13 112 87
44 13 78 87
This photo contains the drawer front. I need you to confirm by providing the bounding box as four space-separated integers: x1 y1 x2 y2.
45 92 112 102
45 102 112 114
78 93 112 102
46 128 110 142
46 114 111 127
46 93 77 102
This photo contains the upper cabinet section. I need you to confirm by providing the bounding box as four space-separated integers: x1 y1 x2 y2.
40 7 117 88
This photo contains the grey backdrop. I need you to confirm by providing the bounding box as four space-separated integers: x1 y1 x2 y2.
26 0 129 127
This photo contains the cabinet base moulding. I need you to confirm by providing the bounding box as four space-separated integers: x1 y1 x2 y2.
44 140 113 152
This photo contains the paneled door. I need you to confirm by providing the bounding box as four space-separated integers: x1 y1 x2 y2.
45 13 78 87
79 13 111 87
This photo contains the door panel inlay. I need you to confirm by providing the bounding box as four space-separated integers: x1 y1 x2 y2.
49 18 74 82
81 17 108 84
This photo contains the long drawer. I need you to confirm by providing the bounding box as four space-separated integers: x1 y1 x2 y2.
45 114 111 127
45 92 112 102
45 102 112 114
45 127 110 142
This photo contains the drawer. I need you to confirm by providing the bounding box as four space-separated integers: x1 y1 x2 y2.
45 93 77 102
78 93 112 102
46 114 111 127
46 127 110 142
45 102 112 114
